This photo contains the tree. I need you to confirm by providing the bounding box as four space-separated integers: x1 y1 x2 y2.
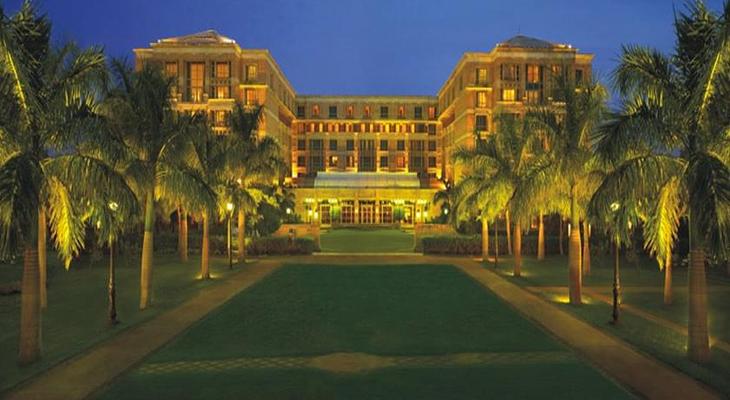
595 1 730 362
0 2 122 364
104 61 215 309
530 77 608 304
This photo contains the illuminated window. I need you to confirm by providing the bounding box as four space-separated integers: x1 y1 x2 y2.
328 155 338 167
164 62 178 77
396 156 406 168
213 62 230 99
312 105 320 117
346 156 355 168
501 89 516 102
380 140 388 150
500 64 520 81
526 90 542 104
246 64 257 81
364 105 371 118
476 68 488 85
346 105 354 118
380 106 389 118
329 139 338 151
527 65 541 83
187 62 205 102
414 106 422 119
551 65 564 79
476 115 487 132
398 106 405 118
213 111 229 128
477 91 488 107
245 89 258 106
329 106 337 118
428 106 436 119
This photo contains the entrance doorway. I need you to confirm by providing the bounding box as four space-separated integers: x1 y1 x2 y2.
381 204 393 224
360 204 374 224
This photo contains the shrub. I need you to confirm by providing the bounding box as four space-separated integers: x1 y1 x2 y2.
247 237 317 256
420 235 481 255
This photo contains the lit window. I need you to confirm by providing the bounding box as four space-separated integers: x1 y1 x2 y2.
214 62 230 99
346 156 355 168
164 62 178 77
364 105 371 118
526 90 541 104
477 91 488 108
501 89 516 102
329 155 338 167
245 89 258 106
346 105 354 118
428 106 436 119
527 65 541 83
396 156 405 168
476 68 488 85
246 64 257 81
312 105 320 117
398 106 405 118
188 62 205 102
500 64 520 81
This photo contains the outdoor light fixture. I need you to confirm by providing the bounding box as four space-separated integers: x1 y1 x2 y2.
226 202 234 212
286 207 292 215
443 208 449 215
108 201 119 211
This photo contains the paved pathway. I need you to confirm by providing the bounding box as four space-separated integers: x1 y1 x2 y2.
4 260 281 400
451 259 721 400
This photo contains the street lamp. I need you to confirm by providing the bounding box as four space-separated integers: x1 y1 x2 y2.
226 202 234 270
610 201 621 325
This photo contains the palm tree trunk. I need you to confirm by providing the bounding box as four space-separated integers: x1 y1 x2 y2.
237 210 246 265
663 248 673 306
537 213 545 261
481 217 489 262
179 208 188 263
568 186 582 305
582 221 591 276
493 219 499 267
506 210 512 255
108 238 118 325
140 191 154 310
513 220 522 277
18 241 41 365
201 211 210 280
688 213 710 362
559 216 564 255
38 207 47 310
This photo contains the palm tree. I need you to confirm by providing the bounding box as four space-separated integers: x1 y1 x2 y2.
530 77 608 304
595 1 730 362
0 2 122 364
104 61 215 309
453 114 549 276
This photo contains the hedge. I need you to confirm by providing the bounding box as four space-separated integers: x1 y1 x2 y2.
420 234 564 255
247 237 318 256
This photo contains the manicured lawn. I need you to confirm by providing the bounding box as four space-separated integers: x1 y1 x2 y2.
0 252 239 393
319 228 414 253
98 264 632 399
489 254 730 396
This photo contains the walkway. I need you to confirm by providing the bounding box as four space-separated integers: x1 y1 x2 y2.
451 259 721 400
4 260 282 400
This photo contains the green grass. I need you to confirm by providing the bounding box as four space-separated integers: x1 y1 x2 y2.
0 251 239 393
319 228 414 253
489 254 730 397
97 264 632 399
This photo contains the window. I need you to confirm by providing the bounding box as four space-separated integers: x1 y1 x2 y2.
309 139 323 151
380 106 389 118
297 106 305 118
526 90 541 104
380 140 388 151
297 139 306 151
415 123 426 133
476 68 488 85
527 65 541 83
380 156 389 168
364 105 371 118
246 64 257 81
428 124 436 135
398 106 405 118
476 115 487 132
328 155 338 167
244 89 258 106
329 106 337 118
213 110 228 128
428 156 437 168
165 62 178 77
312 105 320 117
410 140 424 151
346 155 355 168
346 139 355 151
397 140 405 151
346 105 354 118
329 139 338 151
412 156 423 168
428 140 437 151
551 65 564 79
500 64 520 81
310 155 324 170
477 91 488 108
501 89 516 102
414 106 422 119
214 62 230 99
396 156 406 168
188 62 205 102
428 106 436 119
297 156 306 167
575 69 584 85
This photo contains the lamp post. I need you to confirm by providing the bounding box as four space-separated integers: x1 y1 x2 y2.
107 201 119 326
610 202 621 325
226 202 234 270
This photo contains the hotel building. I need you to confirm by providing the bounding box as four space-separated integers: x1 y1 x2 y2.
134 31 592 226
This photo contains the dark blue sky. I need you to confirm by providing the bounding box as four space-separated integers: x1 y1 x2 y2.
7 0 726 96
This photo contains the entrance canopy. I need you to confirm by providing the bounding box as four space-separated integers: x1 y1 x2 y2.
313 172 421 189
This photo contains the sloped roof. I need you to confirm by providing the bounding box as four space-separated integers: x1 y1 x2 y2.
497 35 567 50
314 172 421 189
156 30 237 46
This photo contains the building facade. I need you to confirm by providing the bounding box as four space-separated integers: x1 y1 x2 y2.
134 31 592 226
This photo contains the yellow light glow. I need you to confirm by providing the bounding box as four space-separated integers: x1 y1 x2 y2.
226 202 234 211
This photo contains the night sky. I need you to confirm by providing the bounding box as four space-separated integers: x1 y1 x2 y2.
5 0 726 98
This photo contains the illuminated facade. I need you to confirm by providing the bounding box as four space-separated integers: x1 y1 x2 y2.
134 31 592 226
